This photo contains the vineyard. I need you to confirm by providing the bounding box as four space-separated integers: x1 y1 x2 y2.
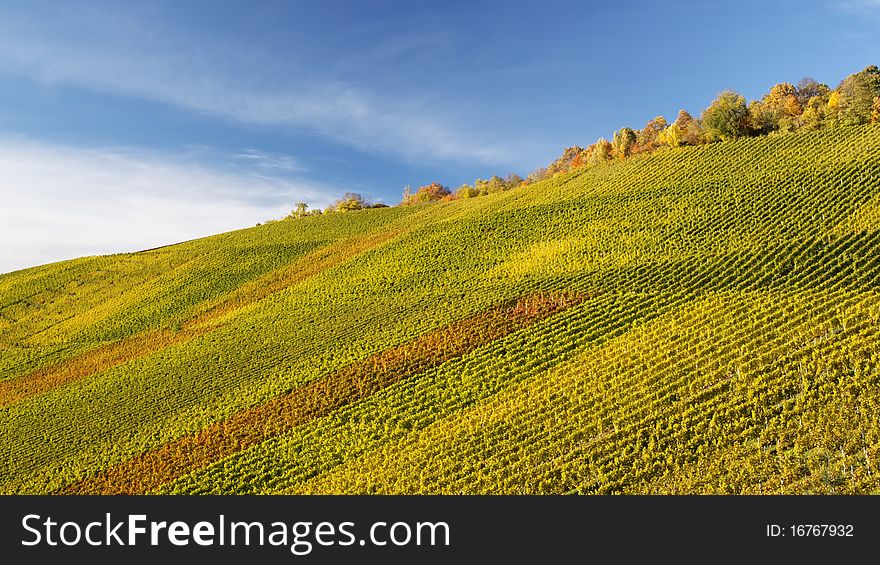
2 125 880 494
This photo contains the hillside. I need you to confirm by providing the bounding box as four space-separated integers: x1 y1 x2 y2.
2 125 880 494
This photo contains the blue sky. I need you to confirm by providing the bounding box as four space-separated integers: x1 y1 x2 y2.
1 0 879 273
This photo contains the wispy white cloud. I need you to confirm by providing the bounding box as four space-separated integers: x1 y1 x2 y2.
836 0 880 14
231 150 304 173
0 138 336 274
0 7 519 167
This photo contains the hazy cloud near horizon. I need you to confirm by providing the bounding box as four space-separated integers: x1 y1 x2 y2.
0 139 334 274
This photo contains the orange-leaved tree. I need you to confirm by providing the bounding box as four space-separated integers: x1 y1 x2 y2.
401 182 451 205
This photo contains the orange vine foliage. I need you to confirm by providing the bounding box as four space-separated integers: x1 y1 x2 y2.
61 291 585 494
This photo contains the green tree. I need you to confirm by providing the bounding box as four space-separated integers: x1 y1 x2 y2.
481 175 506 193
702 90 749 141
327 192 368 212
828 65 880 126
456 184 479 198
292 202 308 219
799 99 825 131
340 192 367 210
748 99 774 135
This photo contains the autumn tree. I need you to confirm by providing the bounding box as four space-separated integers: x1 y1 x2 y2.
747 99 773 135
525 167 547 184
681 111 704 144
799 97 826 131
768 83 802 116
796 77 830 106
546 146 586 176
340 192 367 210
636 116 667 152
326 192 368 213
749 82 803 134
792 78 832 131
612 127 637 159
659 110 702 147
402 181 451 205
702 90 749 141
872 96 880 124
474 175 506 194
659 121 682 148
504 173 524 188
589 138 612 165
